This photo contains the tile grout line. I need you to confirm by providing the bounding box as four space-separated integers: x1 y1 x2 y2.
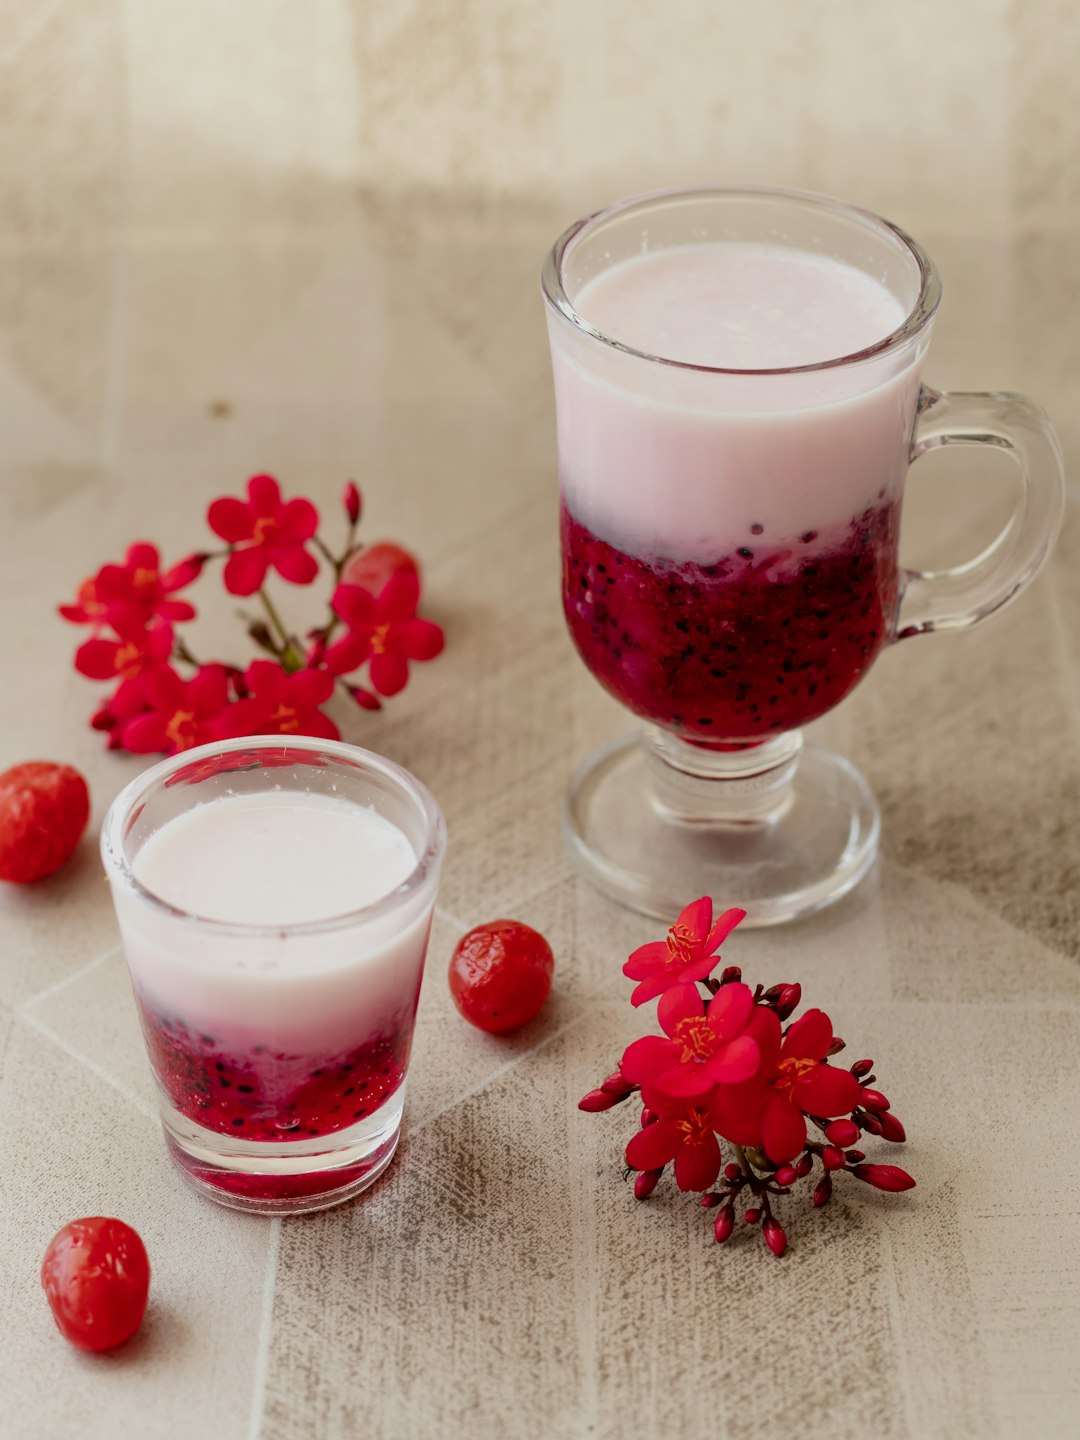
17 1007 158 1122
19 946 121 1015
246 1218 282 1440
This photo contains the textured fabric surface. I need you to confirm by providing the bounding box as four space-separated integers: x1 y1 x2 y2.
1 4 1079 1436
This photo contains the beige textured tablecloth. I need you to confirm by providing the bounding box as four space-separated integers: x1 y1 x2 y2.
1 4 1079 1437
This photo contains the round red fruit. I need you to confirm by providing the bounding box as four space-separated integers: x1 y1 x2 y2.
0 762 90 884
341 542 419 594
449 921 554 1033
41 1217 150 1353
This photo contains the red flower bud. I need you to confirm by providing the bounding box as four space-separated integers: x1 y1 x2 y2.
720 965 742 986
578 1089 617 1112
724 1162 742 1182
777 983 802 1020
640 1107 657 1128
600 1070 634 1096
743 1208 762 1225
306 637 327 668
844 1149 866 1164
714 1206 735 1244
879 1112 907 1144
346 684 382 712
633 1168 662 1200
774 1165 798 1187
822 1145 846 1171
812 1173 832 1208
763 1217 787 1257
858 1110 884 1136
859 1088 891 1112
825 1118 860 1148
343 481 362 525
850 1058 874 1078
699 1192 723 1209
795 1155 813 1178
827 1036 846 1055
852 1163 916 1193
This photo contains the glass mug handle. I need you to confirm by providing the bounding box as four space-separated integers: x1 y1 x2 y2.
895 386 1066 640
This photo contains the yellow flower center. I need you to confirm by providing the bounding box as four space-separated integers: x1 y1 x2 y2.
773 1055 818 1102
665 922 697 967
270 702 300 734
370 623 391 655
165 709 198 750
252 516 279 545
672 1016 716 1063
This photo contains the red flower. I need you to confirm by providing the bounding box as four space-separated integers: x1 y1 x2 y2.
119 666 257 756
208 475 319 596
625 1097 722 1192
620 982 761 1100
75 612 174 686
712 1008 862 1164
61 543 202 626
623 897 746 1006
242 660 340 741
324 573 444 696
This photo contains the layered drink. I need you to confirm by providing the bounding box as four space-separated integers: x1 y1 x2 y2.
551 240 918 745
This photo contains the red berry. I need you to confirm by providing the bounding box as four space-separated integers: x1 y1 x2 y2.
341 542 419 594
0 762 90 883
41 1217 150 1353
448 920 554 1033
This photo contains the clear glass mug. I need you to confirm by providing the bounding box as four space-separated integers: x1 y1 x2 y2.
101 736 445 1215
542 188 1065 925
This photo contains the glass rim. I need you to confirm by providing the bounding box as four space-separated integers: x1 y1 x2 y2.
100 735 446 939
540 184 942 377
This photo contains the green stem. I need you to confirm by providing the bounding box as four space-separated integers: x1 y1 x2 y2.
259 588 304 671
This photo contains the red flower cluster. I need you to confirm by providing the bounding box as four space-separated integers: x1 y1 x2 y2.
61 477 445 754
579 898 914 1257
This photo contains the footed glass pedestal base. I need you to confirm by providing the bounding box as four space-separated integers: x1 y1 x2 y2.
563 729 879 927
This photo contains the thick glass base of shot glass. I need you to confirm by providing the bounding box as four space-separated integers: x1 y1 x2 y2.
160 1088 406 1216
563 729 879 927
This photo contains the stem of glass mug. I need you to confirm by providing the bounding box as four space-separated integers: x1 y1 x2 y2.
645 728 804 825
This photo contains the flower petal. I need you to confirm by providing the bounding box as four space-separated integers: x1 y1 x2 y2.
247 473 282 514
629 974 673 1008
157 599 197 623
708 1079 770 1147
674 1130 721 1192
324 632 371 677
625 1119 680 1172
796 1063 861 1117
674 896 712 940
188 664 230 715
657 982 705 1037
244 659 285 700
377 570 419 622
75 638 121 680
782 1007 834 1061
120 714 170 754
705 1035 760 1085
223 545 269 596
395 618 444 661
655 1064 714 1099
744 1006 782 1070
620 1035 675 1085
287 667 335 706
369 650 409 697
761 1095 807 1164
331 583 376 630
705 906 746 953
271 544 318 586
207 497 253 544
295 708 340 741
706 981 754 1041
278 497 319 542
622 940 669 980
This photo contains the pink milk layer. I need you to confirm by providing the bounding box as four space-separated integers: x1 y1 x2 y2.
117 792 431 1146
551 242 919 743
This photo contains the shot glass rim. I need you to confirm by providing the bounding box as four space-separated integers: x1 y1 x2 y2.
100 735 446 939
540 184 942 377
